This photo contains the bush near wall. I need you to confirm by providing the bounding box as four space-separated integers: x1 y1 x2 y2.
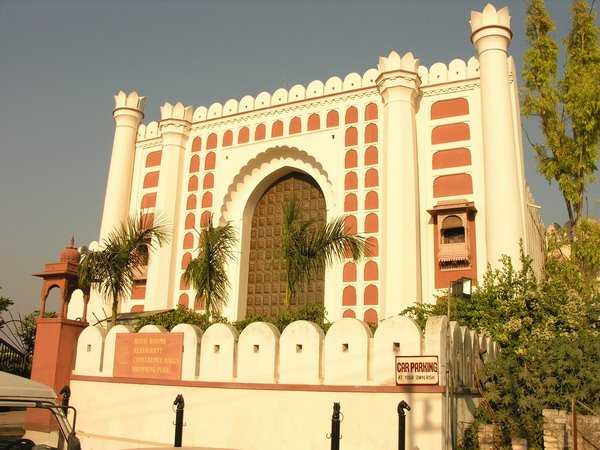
232 303 331 333
134 306 218 331
134 302 333 333
402 223 600 450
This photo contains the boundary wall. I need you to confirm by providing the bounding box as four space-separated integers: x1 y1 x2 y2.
70 315 498 450
73 316 498 387
543 409 600 450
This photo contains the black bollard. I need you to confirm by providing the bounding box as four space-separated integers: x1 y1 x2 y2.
173 394 185 448
397 400 411 450
57 386 71 450
330 402 341 450
59 385 71 408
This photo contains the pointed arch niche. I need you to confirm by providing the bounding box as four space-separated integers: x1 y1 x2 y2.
218 146 334 320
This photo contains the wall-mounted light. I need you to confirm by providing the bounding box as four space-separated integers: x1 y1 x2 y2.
451 277 472 298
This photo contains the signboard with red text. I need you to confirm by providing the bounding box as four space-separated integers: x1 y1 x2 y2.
114 333 183 380
395 356 439 385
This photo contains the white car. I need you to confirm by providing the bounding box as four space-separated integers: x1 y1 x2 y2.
0 372 81 450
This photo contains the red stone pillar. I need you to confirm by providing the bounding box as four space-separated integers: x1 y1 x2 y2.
29 240 86 431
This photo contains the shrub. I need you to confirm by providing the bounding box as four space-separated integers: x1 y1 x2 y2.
134 306 224 331
134 302 331 334
232 302 330 333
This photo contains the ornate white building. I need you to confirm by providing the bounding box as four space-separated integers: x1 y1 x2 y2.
87 3 545 325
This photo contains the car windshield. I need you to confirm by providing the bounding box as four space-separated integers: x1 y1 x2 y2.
0 405 68 450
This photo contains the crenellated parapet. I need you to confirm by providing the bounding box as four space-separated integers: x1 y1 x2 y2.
470 3 513 52
160 101 193 123
470 3 511 35
137 121 161 141
114 90 146 114
73 315 497 389
376 50 421 104
377 50 419 74
134 56 485 141
159 101 193 136
418 57 480 86
525 184 545 233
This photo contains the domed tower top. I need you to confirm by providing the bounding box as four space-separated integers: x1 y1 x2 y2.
59 236 80 264
34 236 81 319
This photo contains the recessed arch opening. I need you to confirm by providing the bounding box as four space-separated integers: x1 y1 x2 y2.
242 171 326 317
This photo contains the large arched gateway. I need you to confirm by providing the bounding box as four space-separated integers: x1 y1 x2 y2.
245 172 326 316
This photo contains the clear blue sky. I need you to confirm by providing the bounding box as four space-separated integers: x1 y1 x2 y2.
1 0 598 315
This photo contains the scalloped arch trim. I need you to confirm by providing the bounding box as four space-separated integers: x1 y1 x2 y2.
218 146 332 223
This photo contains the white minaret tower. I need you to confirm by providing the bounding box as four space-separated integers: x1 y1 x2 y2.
376 51 422 315
470 4 524 266
99 91 146 239
87 91 145 324
144 102 193 311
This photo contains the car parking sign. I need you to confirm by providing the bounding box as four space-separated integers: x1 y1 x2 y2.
395 356 439 385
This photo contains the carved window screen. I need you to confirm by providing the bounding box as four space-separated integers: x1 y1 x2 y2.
441 215 466 244
438 211 470 269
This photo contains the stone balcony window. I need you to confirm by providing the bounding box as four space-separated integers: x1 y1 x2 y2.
439 214 469 269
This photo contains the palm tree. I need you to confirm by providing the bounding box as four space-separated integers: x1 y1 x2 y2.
282 197 366 305
183 216 237 320
78 214 169 328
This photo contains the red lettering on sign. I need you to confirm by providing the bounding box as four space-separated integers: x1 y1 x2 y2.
114 333 183 380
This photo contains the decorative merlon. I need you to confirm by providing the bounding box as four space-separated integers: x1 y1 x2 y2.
470 3 511 34
160 102 193 122
135 55 484 142
377 50 419 74
113 90 145 112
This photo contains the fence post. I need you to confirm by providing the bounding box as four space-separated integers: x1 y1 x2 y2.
330 402 341 450
173 394 184 448
397 400 411 450
572 398 578 450
56 385 71 450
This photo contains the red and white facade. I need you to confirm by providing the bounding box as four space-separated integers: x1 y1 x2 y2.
87 4 544 325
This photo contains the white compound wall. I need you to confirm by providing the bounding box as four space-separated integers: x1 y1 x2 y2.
70 315 498 450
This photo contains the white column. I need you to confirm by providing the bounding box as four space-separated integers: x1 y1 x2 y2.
376 51 422 315
470 4 524 266
88 91 145 325
99 91 145 239
145 102 192 311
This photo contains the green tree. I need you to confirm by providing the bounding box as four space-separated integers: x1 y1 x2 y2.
78 214 169 328
0 287 14 317
183 217 237 320
404 222 600 448
481 327 600 448
19 310 56 363
522 0 600 225
402 246 540 352
0 310 54 377
282 198 366 305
